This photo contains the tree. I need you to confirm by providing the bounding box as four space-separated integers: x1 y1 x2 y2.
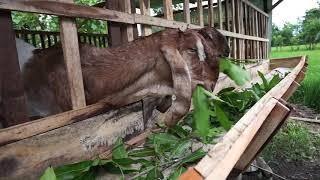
300 4 320 49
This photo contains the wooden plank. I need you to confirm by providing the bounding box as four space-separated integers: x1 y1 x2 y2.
225 0 230 30
0 11 28 127
121 0 134 42
217 0 223 29
197 0 204 26
282 81 300 100
0 0 269 42
106 0 123 47
234 101 290 171
139 0 152 36
291 116 320 124
184 0 191 24
231 0 236 58
59 1 86 109
0 103 147 179
180 168 203 180
163 0 173 20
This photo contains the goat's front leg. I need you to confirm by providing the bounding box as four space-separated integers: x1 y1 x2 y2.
161 46 192 127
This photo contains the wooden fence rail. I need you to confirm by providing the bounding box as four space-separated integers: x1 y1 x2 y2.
15 29 108 48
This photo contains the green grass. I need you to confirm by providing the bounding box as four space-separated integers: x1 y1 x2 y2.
271 44 320 112
262 121 320 162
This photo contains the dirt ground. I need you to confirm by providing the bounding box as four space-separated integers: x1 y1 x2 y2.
266 104 320 180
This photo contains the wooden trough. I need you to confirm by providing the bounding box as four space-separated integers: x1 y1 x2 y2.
0 56 306 180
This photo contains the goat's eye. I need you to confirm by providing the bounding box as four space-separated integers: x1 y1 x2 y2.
188 48 197 53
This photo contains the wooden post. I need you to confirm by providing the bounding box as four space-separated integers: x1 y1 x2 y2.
231 0 237 59
139 0 152 36
121 0 134 42
0 11 28 127
217 0 223 29
234 101 290 172
225 0 230 30
183 0 191 24
163 0 173 20
106 0 122 47
59 0 86 109
208 0 213 27
197 0 204 26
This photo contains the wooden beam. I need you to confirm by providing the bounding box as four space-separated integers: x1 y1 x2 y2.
163 0 173 20
282 81 300 101
269 0 284 12
234 101 290 171
207 0 213 27
106 0 123 47
183 0 191 24
0 103 147 179
139 0 152 36
121 0 134 42
231 0 236 58
59 0 86 109
0 11 28 127
0 102 109 146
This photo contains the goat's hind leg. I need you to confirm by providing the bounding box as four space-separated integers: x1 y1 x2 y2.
161 46 192 127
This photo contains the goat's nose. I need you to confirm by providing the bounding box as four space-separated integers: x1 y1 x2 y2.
224 46 230 57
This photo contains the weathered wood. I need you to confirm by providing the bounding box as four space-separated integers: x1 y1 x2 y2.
197 0 204 26
121 0 134 42
163 0 173 20
106 0 123 47
291 116 320 124
0 0 269 42
183 0 191 24
225 0 230 30
59 12 86 109
0 103 147 180
180 168 203 180
234 101 290 171
217 0 223 29
231 0 236 58
139 0 152 36
282 81 300 100
0 11 28 127
0 102 110 146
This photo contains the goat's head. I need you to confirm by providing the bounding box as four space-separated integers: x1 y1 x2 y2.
175 28 230 91
197 27 230 91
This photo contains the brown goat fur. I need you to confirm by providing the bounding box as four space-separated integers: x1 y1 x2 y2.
23 27 229 126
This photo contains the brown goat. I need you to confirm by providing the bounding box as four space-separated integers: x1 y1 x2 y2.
23 27 229 126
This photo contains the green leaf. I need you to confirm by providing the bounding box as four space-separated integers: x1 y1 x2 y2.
112 138 128 159
180 149 206 164
219 58 250 86
268 74 281 91
192 86 211 137
128 148 155 157
168 166 187 180
258 71 269 91
146 167 164 179
171 139 192 158
75 169 96 180
40 167 57 180
150 133 179 145
54 160 94 180
169 125 189 138
214 104 232 130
